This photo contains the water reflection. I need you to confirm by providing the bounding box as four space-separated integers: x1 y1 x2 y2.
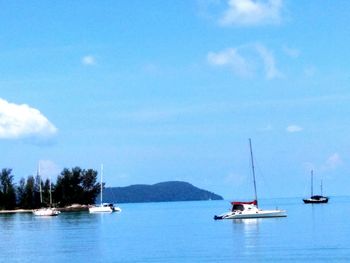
231 218 261 255
232 218 261 226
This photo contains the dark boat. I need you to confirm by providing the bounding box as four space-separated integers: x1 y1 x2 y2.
303 195 328 204
303 170 329 204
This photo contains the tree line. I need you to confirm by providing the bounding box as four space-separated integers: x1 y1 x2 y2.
0 167 101 210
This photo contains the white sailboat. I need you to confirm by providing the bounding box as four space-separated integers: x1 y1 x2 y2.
33 164 60 216
89 164 121 213
214 139 287 220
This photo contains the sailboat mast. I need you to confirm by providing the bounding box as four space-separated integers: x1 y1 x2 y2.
100 164 103 205
320 179 323 196
311 170 314 196
49 176 52 206
249 138 258 205
38 163 43 204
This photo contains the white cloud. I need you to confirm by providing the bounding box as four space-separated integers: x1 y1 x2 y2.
324 153 342 170
0 98 57 139
219 0 283 26
255 44 282 79
286 125 303 133
207 48 251 76
82 55 96 66
207 44 282 79
305 153 342 174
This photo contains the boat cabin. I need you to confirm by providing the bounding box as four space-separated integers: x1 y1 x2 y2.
310 195 325 200
102 203 114 207
231 200 258 212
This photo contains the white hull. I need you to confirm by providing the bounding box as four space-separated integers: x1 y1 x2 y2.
89 204 121 213
220 209 287 219
89 206 113 213
33 208 60 216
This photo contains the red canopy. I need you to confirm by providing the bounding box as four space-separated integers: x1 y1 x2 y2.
231 200 257 206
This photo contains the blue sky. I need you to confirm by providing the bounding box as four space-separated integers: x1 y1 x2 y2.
1 0 349 199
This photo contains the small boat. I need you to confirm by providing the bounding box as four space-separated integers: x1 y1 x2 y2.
33 207 60 216
303 170 329 204
89 203 121 213
89 164 121 213
33 163 60 216
214 200 286 220
214 139 287 220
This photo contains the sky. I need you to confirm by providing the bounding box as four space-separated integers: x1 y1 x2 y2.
1 0 350 199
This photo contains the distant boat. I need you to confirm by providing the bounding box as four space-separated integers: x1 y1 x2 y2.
33 207 60 216
89 164 121 213
214 139 287 220
33 164 60 216
303 170 329 204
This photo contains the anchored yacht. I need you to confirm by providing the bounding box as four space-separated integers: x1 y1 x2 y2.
214 139 287 220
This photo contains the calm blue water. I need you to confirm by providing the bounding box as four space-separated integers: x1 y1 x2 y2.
1 197 350 262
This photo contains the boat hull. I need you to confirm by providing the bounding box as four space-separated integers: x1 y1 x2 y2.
89 206 113 213
89 204 122 213
303 198 328 204
214 210 287 220
33 208 60 216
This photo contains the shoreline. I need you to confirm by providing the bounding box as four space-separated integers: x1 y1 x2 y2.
0 209 32 214
0 204 89 214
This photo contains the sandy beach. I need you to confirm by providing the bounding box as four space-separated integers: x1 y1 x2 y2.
0 209 32 214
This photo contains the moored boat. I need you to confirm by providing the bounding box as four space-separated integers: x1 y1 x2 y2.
214 200 286 220
303 195 328 204
89 203 121 213
32 163 60 217
89 164 121 213
303 170 329 204
33 207 60 216
214 139 287 220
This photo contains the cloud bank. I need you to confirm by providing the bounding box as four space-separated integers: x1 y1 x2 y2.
219 0 283 26
0 98 57 139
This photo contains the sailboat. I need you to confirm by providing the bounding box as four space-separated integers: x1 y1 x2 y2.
303 170 329 204
33 164 60 216
89 164 121 213
214 139 287 220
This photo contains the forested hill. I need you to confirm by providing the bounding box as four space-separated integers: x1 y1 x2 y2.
102 181 223 203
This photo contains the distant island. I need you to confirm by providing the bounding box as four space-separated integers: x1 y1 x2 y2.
102 181 223 203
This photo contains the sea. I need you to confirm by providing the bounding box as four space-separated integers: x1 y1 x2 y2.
1 197 350 262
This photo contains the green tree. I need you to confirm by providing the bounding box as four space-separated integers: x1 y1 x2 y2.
55 167 83 206
17 177 26 207
0 169 17 210
81 169 101 205
55 167 101 207
34 174 43 207
42 178 51 206
20 176 37 209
